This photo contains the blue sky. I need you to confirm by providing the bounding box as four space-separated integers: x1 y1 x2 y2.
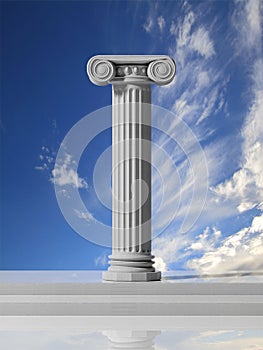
1 0 262 272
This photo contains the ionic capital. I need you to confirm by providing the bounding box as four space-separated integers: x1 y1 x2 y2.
87 55 176 86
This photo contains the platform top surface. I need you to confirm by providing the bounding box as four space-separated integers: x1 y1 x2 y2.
0 270 262 284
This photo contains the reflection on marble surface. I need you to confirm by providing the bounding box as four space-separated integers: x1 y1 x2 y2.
104 330 160 349
0 318 262 350
0 329 263 349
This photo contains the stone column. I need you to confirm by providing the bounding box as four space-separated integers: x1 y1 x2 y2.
87 55 176 281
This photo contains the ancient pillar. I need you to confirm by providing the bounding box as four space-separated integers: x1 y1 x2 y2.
87 55 176 281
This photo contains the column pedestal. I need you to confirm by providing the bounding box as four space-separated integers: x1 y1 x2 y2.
87 55 176 282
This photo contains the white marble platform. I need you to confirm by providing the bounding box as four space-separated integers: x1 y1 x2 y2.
0 271 263 317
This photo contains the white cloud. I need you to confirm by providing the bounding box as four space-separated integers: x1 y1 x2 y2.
152 124 209 237
74 209 95 222
232 0 262 51
154 12 226 125
196 85 219 124
154 256 167 272
41 146 49 152
250 214 263 233
168 10 214 67
170 21 176 35
143 17 153 33
138 3 262 272
198 330 238 339
183 333 263 350
157 16 165 31
143 14 165 34
237 202 256 213
212 61 263 213
190 27 215 59
187 213 263 273
35 164 49 171
153 234 191 268
200 57 263 221
190 242 203 251
145 3 263 272
177 10 195 48
246 0 262 41
35 145 55 172
51 153 88 189
196 71 210 88
188 226 221 252
94 253 108 267
152 71 263 267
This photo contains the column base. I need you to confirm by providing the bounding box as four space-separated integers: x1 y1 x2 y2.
103 270 161 282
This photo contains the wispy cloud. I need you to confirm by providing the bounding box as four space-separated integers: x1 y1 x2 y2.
36 145 89 192
143 17 154 33
190 26 215 59
74 209 95 222
35 146 55 171
170 21 176 35
231 0 262 52
143 12 166 34
157 16 165 32
94 253 108 267
211 59 263 213
153 233 191 271
176 10 195 50
144 0 263 271
152 7 227 129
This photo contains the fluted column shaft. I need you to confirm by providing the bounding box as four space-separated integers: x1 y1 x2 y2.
110 83 154 276
112 83 151 254
87 55 176 281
